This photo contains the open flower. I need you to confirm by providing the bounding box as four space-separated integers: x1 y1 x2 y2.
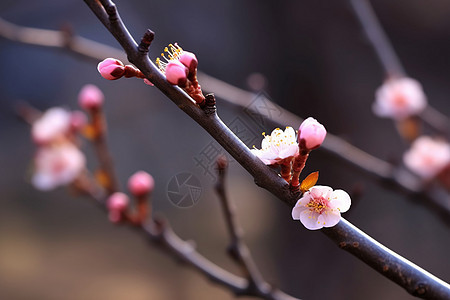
31 107 72 145
32 143 86 191
403 136 450 179
373 77 427 120
251 127 299 165
292 185 351 230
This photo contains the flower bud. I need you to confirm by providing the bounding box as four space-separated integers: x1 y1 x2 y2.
128 171 155 196
298 117 327 150
107 192 130 223
78 84 104 110
97 58 125 80
165 61 188 86
179 51 198 74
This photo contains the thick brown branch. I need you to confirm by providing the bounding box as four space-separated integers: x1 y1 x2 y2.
82 0 450 298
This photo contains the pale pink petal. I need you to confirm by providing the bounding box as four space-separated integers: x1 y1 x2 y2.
291 204 306 220
319 210 341 228
329 190 351 212
309 185 332 199
278 144 299 159
299 210 323 230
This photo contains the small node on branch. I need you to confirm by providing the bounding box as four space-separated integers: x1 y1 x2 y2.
138 29 155 55
104 2 119 22
203 93 216 114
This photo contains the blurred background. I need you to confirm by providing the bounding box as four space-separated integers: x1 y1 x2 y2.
0 0 449 299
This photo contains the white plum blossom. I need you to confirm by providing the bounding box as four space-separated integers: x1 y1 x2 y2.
292 185 351 230
373 77 427 120
32 143 86 191
251 127 299 165
403 136 450 179
32 107 72 144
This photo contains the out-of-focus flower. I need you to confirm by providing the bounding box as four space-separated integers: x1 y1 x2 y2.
97 58 125 80
70 111 88 132
373 77 427 120
32 143 86 191
107 192 130 223
251 127 299 165
298 117 327 150
32 107 72 144
292 185 351 230
403 136 450 179
128 171 155 196
78 84 104 110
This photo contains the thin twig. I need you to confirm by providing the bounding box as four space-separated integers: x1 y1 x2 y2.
215 157 272 296
1 17 448 223
81 0 450 298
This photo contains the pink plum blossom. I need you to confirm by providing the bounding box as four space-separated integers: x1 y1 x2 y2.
251 127 299 165
403 136 450 179
107 192 130 223
164 61 188 86
32 143 86 191
292 185 351 230
373 77 427 120
298 117 327 150
78 84 104 110
32 107 72 144
70 110 88 132
128 171 155 196
97 58 125 80
156 43 196 79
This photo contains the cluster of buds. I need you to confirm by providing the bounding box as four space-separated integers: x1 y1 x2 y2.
107 171 155 224
156 43 205 106
30 105 88 191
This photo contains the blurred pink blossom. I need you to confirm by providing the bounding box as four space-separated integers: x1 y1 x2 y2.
32 107 72 144
298 117 327 150
292 185 351 230
128 171 155 196
373 77 427 120
70 111 88 132
251 127 299 165
107 192 130 223
32 143 86 191
78 84 104 110
179 51 198 74
403 136 450 179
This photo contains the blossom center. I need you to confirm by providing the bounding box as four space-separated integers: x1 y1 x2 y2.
306 196 329 214
156 43 184 72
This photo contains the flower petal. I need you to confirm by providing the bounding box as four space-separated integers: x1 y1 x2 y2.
319 210 341 228
291 204 306 220
299 210 323 230
330 190 351 213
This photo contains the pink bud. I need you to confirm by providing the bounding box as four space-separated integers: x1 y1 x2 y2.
128 171 155 196
70 110 88 132
97 58 125 80
298 117 327 150
78 84 104 110
165 61 188 86
107 192 130 223
179 51 198 74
